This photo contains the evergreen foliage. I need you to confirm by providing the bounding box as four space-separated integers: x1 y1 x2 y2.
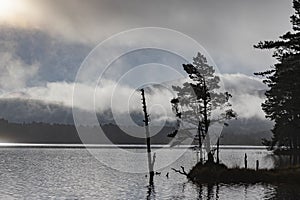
254 0 300 151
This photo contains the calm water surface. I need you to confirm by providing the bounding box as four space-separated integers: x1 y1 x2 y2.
0 147 299 199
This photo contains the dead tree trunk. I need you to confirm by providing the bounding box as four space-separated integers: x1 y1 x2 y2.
244 153 248 169
216 138 220 164
141 89 155 185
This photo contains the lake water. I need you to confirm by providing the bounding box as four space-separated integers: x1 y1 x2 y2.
0 146 299 199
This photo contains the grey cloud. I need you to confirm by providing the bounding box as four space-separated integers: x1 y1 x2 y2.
221 73 267 96
0 52 39 91
0 0 289 124
220 74 267 119
21 0 294 74
0 26 91 87
0 73 268 121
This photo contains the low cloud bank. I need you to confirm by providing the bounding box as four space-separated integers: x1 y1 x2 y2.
0 73 268 123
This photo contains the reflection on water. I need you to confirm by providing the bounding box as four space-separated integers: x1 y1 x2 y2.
147 184 155 200
0 147 299 199
272 154 300 168
192 183 300 200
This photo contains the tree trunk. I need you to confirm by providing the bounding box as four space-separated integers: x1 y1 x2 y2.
141 89 154 185
203 79 211 159
216 139 220 164
198 121 203 163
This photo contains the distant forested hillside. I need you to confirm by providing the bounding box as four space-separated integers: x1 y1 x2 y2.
0 118 271 145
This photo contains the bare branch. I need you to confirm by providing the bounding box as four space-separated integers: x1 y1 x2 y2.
171 166 188 176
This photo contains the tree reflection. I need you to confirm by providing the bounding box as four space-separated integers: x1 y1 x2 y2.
146 183 155 200
263 183 300 200
273 154 300 168
197 184 220 200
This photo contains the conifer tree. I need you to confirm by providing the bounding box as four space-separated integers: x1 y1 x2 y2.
170 52 236 162
254 0 300 150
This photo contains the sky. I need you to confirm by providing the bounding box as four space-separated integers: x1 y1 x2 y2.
0 0 295 124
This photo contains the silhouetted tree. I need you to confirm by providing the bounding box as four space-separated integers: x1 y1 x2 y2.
141 89 155 185
254 0 300 151
170 52 236 163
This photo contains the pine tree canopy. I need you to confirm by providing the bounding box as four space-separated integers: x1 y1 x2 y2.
255 0 300 151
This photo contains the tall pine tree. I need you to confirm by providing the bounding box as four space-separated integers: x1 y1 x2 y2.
170 52 236 163
255 0 300 151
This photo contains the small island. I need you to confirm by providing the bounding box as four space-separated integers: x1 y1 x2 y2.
187 160 300 185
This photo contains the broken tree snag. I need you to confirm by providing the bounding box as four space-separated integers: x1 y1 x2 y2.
216 138 220 164
244 153 248 169
141 89 155 185
171 166 188 176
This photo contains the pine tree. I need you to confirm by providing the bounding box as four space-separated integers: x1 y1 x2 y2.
254 0 300 151
170 52 236 163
